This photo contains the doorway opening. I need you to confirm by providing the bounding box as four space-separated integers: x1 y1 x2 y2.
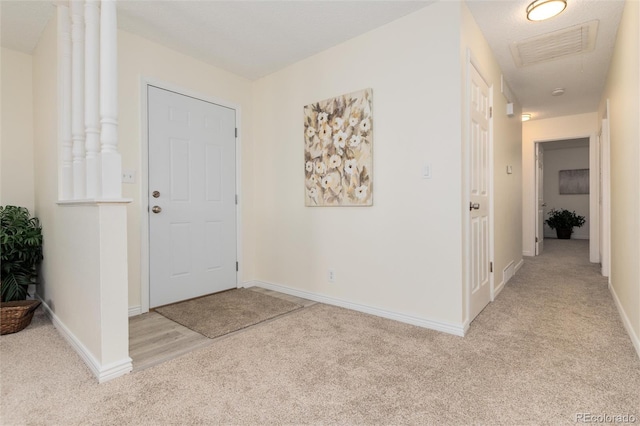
534 136 599 264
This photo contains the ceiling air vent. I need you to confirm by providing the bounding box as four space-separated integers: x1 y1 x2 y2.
510 20 599 68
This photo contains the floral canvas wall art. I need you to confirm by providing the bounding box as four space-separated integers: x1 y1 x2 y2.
304 89 373 206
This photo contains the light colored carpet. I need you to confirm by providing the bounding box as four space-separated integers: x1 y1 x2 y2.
1 240 639 425
154 288 302 339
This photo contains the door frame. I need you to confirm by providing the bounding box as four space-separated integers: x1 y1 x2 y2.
139 77 243 314
599 99 611 278
463 50 495 328
535 142 544 255
531 133 598 262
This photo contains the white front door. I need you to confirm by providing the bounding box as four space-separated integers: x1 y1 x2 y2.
535 143 545 255
468 63 492 322
148 86 237 308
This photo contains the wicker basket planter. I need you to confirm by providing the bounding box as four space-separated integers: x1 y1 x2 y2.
0 300 41 335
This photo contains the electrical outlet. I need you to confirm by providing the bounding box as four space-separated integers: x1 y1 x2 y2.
328 269 336 283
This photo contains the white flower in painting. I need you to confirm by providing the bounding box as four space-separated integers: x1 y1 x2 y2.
344 159 357 175
317 112 329 124
321 174 333 189
315 162 327 175
309 175 318 184
333 130 347 150
349 116 359 127
318 125 332 141
328 155 342 169
305 161 314 173
307 187 318 198
355 185 368 200
359 118 371 133
306 126 316 138
349 134 362 148
332 117 344 130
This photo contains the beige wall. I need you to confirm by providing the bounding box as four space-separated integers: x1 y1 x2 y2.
542 146 590 239
522 112 598 256
599 0 640 355
461 3 523 308
251 2 465 326
117 30 255 310
1 48 34 211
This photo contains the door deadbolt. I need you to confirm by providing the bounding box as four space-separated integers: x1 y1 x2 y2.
152 191 160 198
152 206 162 214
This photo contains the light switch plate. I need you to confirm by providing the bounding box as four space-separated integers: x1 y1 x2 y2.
506 165 513 175
422 164 432 179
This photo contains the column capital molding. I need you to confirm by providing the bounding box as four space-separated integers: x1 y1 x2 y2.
57 198 133 206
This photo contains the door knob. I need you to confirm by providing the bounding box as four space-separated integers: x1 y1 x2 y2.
469 202 480 211
152 190 160 198
152 206 162 214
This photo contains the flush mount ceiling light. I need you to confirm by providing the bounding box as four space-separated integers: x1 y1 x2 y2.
526 0 567 21
522 114 532 122
551 88 565 96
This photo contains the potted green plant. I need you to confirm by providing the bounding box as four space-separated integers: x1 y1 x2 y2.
545 208 586 239
0 206 43 334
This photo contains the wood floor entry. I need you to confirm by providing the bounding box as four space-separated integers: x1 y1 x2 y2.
129 288 315 371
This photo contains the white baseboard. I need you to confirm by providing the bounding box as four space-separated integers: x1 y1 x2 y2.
522 250 534 257
515 258 524 274
128 305 142 317
242 280 466 337
608 283 640 360
37 295 133 383
493 279 505 300
97 359 134 383
544 235 589 240
493 258 524 300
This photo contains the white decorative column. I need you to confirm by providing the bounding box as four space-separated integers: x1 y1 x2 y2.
57 3 73 200
84 0 101 198
100 0 121 199
70 0 86 199
55 0 132 384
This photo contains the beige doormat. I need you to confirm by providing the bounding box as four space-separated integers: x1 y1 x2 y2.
155 288 302 339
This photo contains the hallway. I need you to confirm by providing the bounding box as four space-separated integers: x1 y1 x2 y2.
2 240 639 424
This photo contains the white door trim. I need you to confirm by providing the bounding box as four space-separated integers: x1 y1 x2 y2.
589 130 600 263
600 100 611 278
139 77 243 314
464 49 495 326
530 134 598 261
535 142 544 255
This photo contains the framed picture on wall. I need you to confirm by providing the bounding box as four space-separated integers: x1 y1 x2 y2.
303 89 373 207
559 169 589 194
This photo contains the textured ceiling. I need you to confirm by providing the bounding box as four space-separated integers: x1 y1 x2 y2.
116 1 433 80
466 0 625 120
1 0 432 80
1 1 626 121
0 1 54 53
